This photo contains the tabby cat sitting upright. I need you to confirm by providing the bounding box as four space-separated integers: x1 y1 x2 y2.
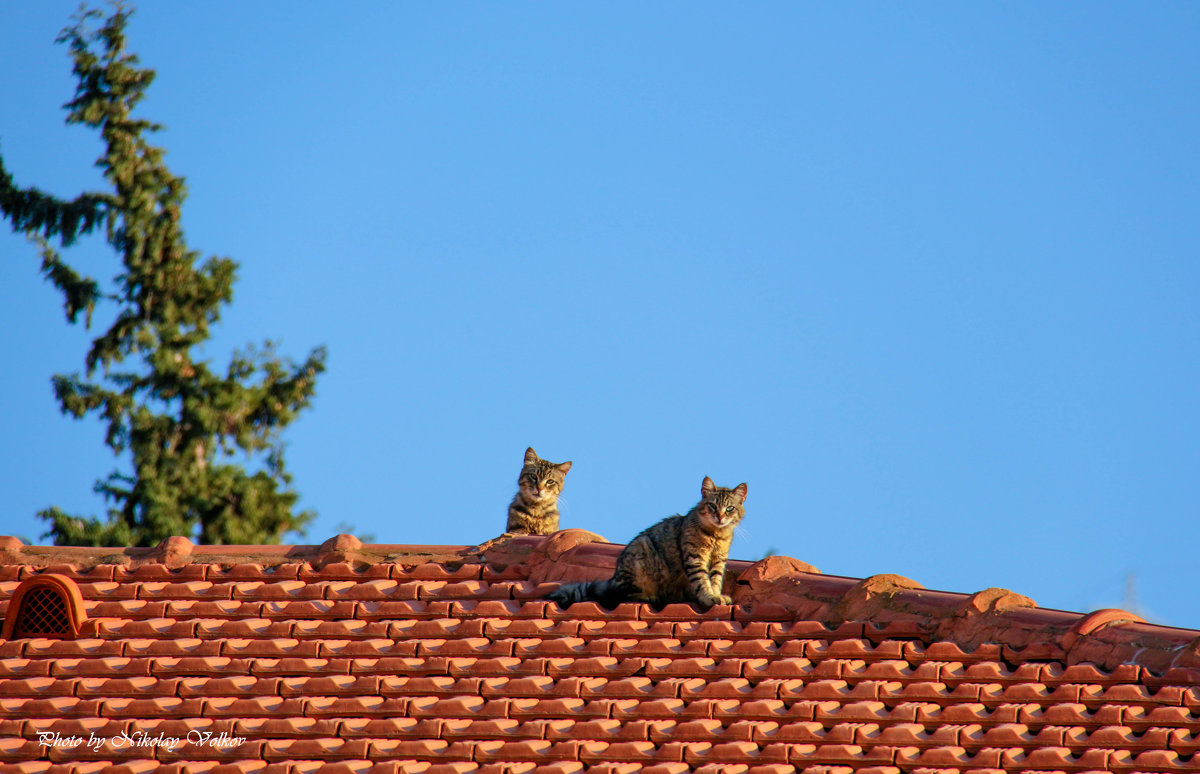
506 447 572 535
547 476 747 610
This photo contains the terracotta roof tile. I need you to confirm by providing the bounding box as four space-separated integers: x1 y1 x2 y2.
0 533 1197 772
297 695 405 718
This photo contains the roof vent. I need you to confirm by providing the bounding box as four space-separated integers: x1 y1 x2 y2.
2 574 86 640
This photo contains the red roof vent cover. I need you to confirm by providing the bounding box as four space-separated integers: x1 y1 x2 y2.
1 573 86 640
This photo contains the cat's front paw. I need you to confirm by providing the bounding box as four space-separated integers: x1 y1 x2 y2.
700 592 733 608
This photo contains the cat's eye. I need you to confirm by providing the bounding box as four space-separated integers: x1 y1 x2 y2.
725 506 735 514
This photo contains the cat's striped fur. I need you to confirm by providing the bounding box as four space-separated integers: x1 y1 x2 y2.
547 477 747 610
506 447 572 535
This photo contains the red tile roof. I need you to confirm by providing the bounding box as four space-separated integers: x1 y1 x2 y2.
0 529 1197 773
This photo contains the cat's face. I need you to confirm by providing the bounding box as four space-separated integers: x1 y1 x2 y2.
518 447 572 503
697 476 748 530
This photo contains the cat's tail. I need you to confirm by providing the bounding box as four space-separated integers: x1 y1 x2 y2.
547 578 631 609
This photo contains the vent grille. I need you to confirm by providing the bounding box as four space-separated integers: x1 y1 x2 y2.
2 574 85 641
13 586 72 638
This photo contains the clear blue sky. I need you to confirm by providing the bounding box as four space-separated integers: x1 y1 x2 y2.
2 4 1197 626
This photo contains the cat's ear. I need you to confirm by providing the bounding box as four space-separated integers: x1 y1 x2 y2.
733 483 748 501
557 461 572 474
524 447 539 465
701 476 716 497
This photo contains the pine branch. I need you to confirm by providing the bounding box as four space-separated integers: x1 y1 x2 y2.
0 151 110 246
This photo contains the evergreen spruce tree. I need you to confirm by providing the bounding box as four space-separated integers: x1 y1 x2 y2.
0 4 326 546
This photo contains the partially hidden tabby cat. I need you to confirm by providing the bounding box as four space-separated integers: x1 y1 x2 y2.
506 447 572 535
547 476 747 610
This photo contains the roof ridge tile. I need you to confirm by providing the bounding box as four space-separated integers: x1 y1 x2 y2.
7 532 1198 677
